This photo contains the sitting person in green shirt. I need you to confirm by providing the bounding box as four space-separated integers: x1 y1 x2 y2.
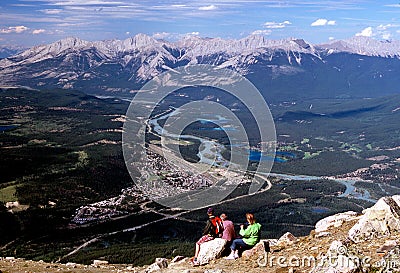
224 213 261 260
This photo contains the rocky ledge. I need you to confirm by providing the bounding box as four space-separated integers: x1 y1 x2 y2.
2 195 400 273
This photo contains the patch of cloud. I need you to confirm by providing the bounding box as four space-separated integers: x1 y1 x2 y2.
179 32 201 40
198 5 217 11
251 20 290 36
376 24 397 40
4 1 224 29
32 29 46 34
1 12 66 25
56 22 89 27
356 26 373 37
171 4 186 9
186 31 200 36
49 1 127 6
355 24 398 40
263 21 291 29
382 32 391 40
264 1 363 10
41 9 63 14
251 29 272 35
377 24 395 31
329 36 335 40
311 18 336 26
0 26 29 34
152 32 172 39
10 4 35 7
311 19 327 26
384 4 400 7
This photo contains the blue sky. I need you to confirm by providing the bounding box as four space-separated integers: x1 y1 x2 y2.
1 0 400 47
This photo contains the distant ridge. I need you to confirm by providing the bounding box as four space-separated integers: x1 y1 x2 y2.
1 34 400 100
318 36 400 57
0 45 26 58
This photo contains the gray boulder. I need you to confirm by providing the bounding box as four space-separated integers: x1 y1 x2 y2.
145 258 168 273
241 239 279 258
277 232 297 246
197 238 227 265
348 195 400 242
92 260 108 267
315 211 359 234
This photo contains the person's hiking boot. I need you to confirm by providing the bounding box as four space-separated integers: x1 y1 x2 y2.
192 258 200 266
224 253 237 260
190 257 200 266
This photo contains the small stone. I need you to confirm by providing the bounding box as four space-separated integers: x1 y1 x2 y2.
315 231 331 238
204 269 225 273
154 257 168 268
171 256 185 263
277 232 297 246
327 240 346 256
145 258 168 272
377 240 398 253
242 240 268 258
92 259 109 266
65 262 78 268
381 245 400 271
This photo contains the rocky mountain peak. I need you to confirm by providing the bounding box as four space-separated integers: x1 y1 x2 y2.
319 36 400 57
238 34 268 49
41 36 90 54
291 38 312 50
123 33 159 49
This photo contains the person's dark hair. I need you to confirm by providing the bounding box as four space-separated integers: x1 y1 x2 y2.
246 213 256 224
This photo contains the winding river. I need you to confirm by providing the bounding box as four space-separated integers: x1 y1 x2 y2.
149 109 227 166
149 109 377 203
266 173 375 203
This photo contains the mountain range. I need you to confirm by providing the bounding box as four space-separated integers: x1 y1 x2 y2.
1 34 400 101
0 45 25 59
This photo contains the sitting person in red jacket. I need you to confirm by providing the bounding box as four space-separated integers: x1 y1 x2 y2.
191 207 223 266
